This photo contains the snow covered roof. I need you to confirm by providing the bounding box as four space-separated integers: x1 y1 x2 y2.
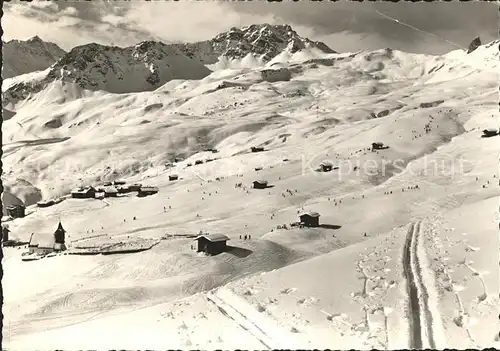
194 234 230 242
30 235 55 248
6 204 24 209
37 199 55 205
104 186 118 193
253 180 268 184
71 186 94 193
300 212 320 218
139 186 159 192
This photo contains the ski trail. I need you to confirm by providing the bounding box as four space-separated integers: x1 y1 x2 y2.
403 222 422 348
206 287 303 350
206 292 272 349
402 221 437 349
411 221 436 349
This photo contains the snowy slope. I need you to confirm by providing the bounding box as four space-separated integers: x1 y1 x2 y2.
2 36 499 349
2 36 66 79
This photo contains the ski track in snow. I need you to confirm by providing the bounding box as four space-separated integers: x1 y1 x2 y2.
206 287 303 350
402 221 442 349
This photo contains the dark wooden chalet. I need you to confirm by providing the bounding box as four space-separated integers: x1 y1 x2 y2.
6 205 25 218
482 128 498 137
71 186 96 199
169 175 179 181
2 226 10 242
138 186 159 197
37 199 56 208
251 146 265 153
104 187 118 197
319 162 333 172
116 185 132 194
299 212 320 227
195 160 204 165
193 234 230 255
371 142 385 151
253 180 268 189
128 183 142 192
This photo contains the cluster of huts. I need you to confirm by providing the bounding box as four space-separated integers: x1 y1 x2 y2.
185 157 219 168
70 180 159 200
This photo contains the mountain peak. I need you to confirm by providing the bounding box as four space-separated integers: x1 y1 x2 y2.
466 36 481 54
179 23 336 65
2 37 66 79
27 35 44 43
3 39 211 102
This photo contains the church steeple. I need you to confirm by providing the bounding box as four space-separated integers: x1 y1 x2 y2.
54 221 66 244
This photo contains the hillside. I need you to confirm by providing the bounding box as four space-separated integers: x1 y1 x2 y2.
2 31 499 349
2 36 66 79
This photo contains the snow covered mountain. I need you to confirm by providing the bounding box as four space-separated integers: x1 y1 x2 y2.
172 24 336 68
2 24 334 105
3 41 212 104
2 36 66 79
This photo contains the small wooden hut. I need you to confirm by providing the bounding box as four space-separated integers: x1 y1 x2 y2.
6 205 25 218
482 128 498 137
319 161 333 172
299 212 320 227
193 234 229 255
253 180 268 189
251 146 265 153
371 142 385 150
138 186 159 197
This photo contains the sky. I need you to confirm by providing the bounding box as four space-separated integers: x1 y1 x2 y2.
2 0 498 55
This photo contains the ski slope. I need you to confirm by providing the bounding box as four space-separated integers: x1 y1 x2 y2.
2 39 499 349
